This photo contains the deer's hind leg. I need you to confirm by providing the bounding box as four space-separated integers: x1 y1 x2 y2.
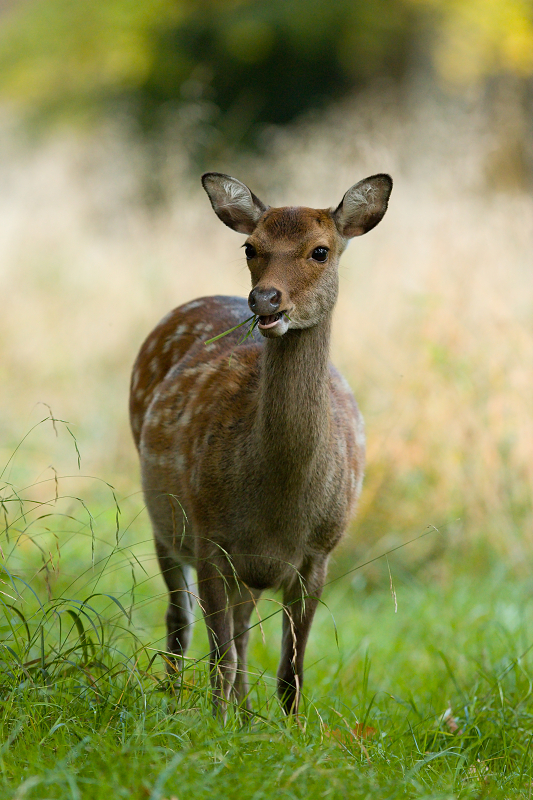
232 585 262 712
155 539 194 672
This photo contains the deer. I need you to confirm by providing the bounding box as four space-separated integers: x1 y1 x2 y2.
129 171 392 719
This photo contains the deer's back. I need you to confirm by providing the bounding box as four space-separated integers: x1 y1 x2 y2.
130 295 259 448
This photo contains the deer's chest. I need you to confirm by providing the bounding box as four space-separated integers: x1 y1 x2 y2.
205 481 345 590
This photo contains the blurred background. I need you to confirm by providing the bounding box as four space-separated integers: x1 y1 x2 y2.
0 0 532 596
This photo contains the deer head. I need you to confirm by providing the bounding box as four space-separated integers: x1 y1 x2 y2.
202 172 392 338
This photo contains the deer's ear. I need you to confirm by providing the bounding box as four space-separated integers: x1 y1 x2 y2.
333 174 392 238
201 173 268 234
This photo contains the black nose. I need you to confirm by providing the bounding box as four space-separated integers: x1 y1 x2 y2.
248 287 281 315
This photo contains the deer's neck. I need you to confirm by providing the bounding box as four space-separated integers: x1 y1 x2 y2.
254 316 332 476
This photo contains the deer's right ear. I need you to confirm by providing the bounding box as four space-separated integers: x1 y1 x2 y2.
201 173 268 234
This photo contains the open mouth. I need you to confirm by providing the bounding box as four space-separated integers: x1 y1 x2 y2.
257 312 283 329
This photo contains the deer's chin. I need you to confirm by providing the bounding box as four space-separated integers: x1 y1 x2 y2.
257 312 290 338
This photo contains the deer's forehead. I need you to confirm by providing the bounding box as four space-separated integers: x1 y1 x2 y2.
255 207 335 244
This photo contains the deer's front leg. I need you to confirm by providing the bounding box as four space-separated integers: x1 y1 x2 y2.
277 557 328 715
197 554 238 720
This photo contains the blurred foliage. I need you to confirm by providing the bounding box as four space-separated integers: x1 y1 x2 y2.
414 0 533 84
0 0 532 158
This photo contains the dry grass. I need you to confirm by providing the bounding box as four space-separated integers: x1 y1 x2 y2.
1 88 532 572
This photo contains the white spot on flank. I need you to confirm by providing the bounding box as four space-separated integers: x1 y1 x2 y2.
173 324 188 340
147 407 163 427
182 365 203 378
179 407 192 428
181 300 203 312
162 406 174 423
193 363 216 384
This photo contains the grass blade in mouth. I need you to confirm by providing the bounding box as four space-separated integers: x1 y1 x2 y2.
204 315 257 345
237 315 260 345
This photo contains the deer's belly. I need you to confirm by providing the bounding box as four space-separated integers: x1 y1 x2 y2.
230 545 303 591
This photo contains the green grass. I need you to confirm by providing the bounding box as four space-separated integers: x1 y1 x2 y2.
1 422 532 799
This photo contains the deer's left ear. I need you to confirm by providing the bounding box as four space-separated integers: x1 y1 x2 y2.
333 174 392 238
202 172 268 234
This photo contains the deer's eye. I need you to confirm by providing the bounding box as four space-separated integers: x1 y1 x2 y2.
311 247 329 262
244 243 257 260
